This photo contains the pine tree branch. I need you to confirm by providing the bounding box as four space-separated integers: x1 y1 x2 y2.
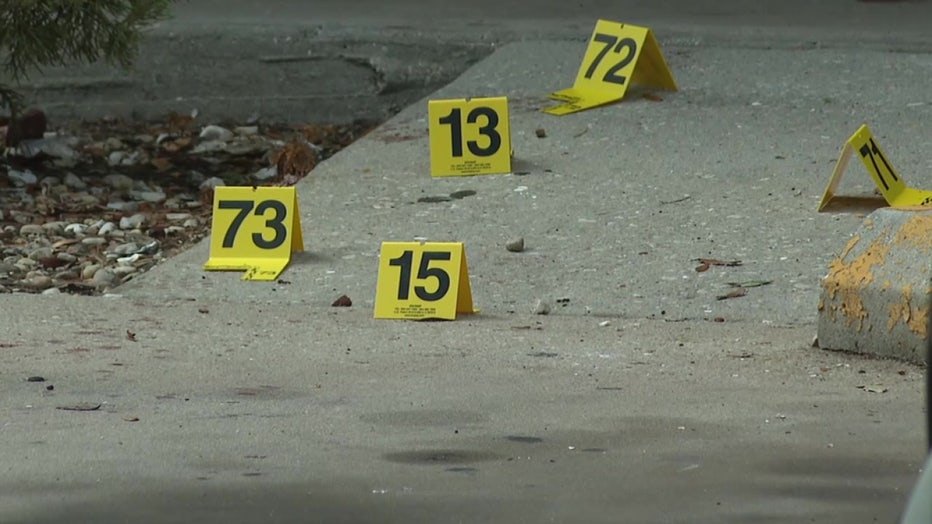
0 0 174 83
0 82 23 114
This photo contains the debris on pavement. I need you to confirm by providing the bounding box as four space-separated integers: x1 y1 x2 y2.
727 280 772 288
56 402 102 411
694 258 743 272
332 294 353 307
535 127 547 138
448 189 477 200
716 288 748 301
660 195 690 205
505 237 525 252
26 376 46 382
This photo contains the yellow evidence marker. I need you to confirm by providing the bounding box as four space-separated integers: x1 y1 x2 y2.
374 241 476 320
204 186 304 281
819 124 932 211
428 96 512 176
544 19 677 116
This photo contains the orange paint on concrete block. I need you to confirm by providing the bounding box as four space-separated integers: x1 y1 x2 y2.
822 234 892 331
891 214 932 254
886 284 929 337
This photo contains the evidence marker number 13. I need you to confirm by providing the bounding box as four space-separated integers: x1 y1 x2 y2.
428 96 512 177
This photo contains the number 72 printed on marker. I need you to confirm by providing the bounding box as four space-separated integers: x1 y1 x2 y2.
544 19 677 115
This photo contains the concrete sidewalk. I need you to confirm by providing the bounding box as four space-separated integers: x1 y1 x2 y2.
3 1 931 522
0 297 925 523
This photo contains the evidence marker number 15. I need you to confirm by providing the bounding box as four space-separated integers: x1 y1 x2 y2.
374 241 476 320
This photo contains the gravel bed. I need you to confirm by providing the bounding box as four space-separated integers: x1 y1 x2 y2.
0 112 374 295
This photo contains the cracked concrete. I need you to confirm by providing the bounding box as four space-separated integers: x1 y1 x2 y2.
19 31 493 125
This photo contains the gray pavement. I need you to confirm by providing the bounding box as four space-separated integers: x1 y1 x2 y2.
3 1 932 523
0 297 926 523
25 0 932 124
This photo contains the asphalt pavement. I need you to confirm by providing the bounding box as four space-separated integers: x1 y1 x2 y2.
2 1 931 523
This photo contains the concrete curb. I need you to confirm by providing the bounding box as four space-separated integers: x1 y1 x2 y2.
818 208 931 364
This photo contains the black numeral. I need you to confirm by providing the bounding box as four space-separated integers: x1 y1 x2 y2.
389 250 451 302
584 33 638 85
415 251 451 301
438 106 502 158
438 108 463 157
252 200 288 249
389 250 414 300
858 138 899 191
218 199 288 249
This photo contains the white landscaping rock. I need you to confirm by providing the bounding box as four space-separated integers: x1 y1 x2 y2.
91 268 119 288
119 213 148 230
98 221 118 236
112 266 137 276
191 140 228 154
199 125 234 142
131 190 167 203
103 174 135 191
81 264 101 279
234 126 259 136
117 253 142 266
199 177 226 190
110 242 140 256
63 172 87 189
8 169 38 186
64 223 88 236
106 200 140 212
253 166 278 181
19 224 44 236
107 150 146 166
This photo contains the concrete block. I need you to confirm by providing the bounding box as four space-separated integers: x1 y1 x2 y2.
818 208 931 363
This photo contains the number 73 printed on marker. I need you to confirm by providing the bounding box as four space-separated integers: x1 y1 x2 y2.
203 186 304 281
